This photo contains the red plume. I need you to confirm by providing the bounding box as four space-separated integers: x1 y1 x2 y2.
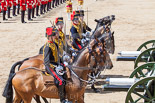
46 27 53 36
55 17 58 24
71 14 74 21
73 11 75 15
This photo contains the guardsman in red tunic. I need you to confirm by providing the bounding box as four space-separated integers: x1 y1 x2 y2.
20 0 26 23
17 0 20 14
27 0 33 20
12 0 17 16
7 0 12 18
32 0 36 18
40 0 44 14
1 0 7 20
36 0 40 16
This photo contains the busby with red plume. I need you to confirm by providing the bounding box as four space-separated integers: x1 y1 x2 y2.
55 17 64 25
71 13 79 21
45 26 58 37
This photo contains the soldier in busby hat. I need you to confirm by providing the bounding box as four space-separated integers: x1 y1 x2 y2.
55 17 65 58
43 26 71 103
70 13 84 50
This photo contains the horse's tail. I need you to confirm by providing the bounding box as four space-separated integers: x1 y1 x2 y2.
2 58 29 103
17 58 29 70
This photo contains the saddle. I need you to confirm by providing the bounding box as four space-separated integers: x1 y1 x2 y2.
42 67 71 86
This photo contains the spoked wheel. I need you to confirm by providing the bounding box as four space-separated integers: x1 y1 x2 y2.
137 40 155 51
134 48 155 69
130 63 155 78
125 76 155 103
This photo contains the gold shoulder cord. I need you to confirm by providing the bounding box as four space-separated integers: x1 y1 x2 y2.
59 30 66 45
79 19 86 32
55 38 63 58
72 22 82 38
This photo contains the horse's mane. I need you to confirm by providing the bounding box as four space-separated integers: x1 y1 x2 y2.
72 45 88 64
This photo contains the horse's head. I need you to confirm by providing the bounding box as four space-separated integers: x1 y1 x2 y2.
88 37 113 70
91 15 115 54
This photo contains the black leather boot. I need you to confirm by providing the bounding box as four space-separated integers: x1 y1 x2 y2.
58 85 65 103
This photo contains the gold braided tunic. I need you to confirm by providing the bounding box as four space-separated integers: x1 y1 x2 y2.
79 19 87 31
59 30 66 46
55 38 64 58
72 22 82 39
43 41 58 68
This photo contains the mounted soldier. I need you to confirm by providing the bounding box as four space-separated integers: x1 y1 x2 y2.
70 12 84 51
54 17 66 61
55 17 71 66
43 26 71 103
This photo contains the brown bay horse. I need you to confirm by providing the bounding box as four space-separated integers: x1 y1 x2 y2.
3 39 112 103
92 15 115 54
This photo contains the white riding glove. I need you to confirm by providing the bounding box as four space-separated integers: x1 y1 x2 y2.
55 65 64 75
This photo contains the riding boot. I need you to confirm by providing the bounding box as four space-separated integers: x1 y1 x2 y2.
58 85 66 103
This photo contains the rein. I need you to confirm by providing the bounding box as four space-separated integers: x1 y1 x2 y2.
69 68 92 83
66 42 105 83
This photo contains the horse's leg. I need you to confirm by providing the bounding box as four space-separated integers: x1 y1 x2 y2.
33 95 41 103
41 97 49 103
19 92 33 103
77 95 84 103
13 90 22 103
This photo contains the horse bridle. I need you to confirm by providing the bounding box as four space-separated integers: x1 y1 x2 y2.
87 40 106 69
